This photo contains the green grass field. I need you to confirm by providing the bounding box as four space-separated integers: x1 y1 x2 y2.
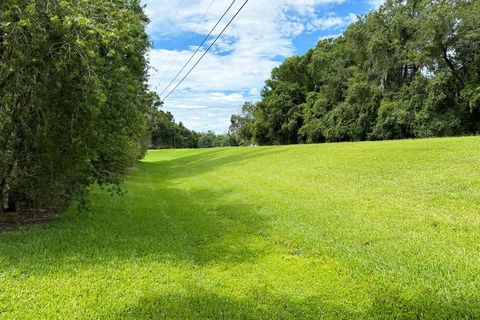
1 137 480 319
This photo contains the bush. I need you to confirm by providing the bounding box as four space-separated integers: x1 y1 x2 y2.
0 0 151 213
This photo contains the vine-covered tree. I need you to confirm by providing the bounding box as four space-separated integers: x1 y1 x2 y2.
0 0 152 213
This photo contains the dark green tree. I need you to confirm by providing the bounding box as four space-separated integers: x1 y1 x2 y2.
232 0 480 146
0 0 151 213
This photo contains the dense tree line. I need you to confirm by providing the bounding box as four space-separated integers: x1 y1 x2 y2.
148 98 198 149
0 0 152 213
197 130 233 148
149 97 233 149
229 0 480 145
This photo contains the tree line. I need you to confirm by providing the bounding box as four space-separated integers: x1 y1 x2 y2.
0 0 152 214
149 97 233 149
229 0 480 145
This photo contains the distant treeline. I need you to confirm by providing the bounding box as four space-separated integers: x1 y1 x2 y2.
149 99 233 149
229 0 480 146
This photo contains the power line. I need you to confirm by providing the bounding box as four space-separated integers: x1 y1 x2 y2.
200 0 217 22
152 0 187 82
159 0 236 97
154 0 217 87
162 0 249 101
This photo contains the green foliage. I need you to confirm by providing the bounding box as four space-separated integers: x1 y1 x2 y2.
374 73 462 139
0 0 151 213
228 102 255 146
231 0 480 145
1 137 480 318
148 98 199 149
197 131 231 148
255 82 305 145
148 97 232 149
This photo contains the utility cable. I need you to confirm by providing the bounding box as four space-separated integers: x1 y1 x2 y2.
159 0 236 97
155 0 218 88
162 0 249 101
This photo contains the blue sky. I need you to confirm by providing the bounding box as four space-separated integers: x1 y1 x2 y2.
143 0 384 133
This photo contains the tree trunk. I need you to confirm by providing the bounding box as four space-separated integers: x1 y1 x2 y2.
0 26 4 60
0 159 15 213
442 46 460 83
5 193 15 213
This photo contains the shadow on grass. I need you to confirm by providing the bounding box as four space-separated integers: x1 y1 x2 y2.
0 187 267 274
1 147 479 318
113 284 480 319
142 147 284 182
366 285 480 319
0 148 282 275
114 286 480 319
114 290 359 319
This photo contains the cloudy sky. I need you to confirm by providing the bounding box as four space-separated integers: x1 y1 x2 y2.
143 0 385 133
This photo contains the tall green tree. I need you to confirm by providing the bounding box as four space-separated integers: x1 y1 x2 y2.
231 0 480 146
0 0 151 213
229 102 256 146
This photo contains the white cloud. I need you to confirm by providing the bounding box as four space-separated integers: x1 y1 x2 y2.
319 33 343 41
368 0 386 9
143 0 356 133
307 12 358 31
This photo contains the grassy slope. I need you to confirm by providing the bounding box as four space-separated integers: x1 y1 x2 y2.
1 137 480 319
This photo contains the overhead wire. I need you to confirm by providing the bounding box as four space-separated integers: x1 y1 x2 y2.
155 0 217 88
151 0 187 88
162 0 249 101
159 0 236 97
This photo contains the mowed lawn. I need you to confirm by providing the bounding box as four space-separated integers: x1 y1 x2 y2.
1 137 480 319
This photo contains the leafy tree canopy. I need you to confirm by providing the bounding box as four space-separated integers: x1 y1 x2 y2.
0 0 152 213
231 0 480 146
